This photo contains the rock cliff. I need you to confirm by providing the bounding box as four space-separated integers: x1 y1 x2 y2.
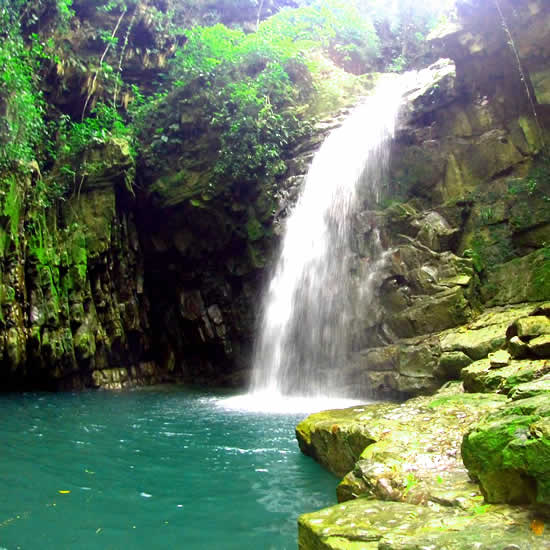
0 0 548 393
296 302 550 548
293 2 550 546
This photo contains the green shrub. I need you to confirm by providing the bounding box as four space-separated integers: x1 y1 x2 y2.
162 0 381 183
0 21 47 169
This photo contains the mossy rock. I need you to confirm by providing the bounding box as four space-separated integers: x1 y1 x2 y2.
482 248 550 305
150 169 210 207
439 350 473 377
386 287 472 339
245 217 264 241
298 499 548 550
337 387 506 506
509 374 550 400
461 358 550 394
530 334 550 357
513 316 550 339
390 143 446 196
82 137 134 190
296 402 399 478
462 393 550 508
440 323 507 361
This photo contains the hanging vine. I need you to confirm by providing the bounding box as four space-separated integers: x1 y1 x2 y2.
113 1 148 107
81 7 126 120
493 0 547 153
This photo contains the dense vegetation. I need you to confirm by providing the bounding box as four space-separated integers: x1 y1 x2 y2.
0 0 453 193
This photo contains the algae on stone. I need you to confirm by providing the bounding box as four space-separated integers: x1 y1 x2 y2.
299 499 548 550
336 388 506 506
296 403 398 478
462 393 550 509
461 358 550 394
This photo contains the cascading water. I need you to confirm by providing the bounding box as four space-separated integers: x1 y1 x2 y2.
250 75 412 400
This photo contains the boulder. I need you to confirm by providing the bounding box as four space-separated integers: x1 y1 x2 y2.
462 358 550 394
513 316 550 340
440 324 507 361
508 335 530 359
438 350 473 377
530 335 550 357
462 394 550 508
337 388 506 505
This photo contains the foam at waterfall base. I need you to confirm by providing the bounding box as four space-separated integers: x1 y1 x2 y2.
218 391 369 415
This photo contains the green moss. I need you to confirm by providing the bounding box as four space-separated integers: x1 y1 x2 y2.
28 215 52 265
150 169 214 207
69 229 88 282
428 391 504 409
464 226 515 274
390 145 442 197
462 396 550 506
533 246 550 296
247 241 267 269
254 190 276 221
0 285 16 305
4 176 21 244
246 217 264 241
0 174 25 257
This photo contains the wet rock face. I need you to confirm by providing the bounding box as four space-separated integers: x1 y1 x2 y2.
1 0 549 392
339 0 550 397
296 300 550 548
133 93 364 387
0 139 158 390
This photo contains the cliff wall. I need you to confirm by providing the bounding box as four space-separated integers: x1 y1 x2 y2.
0 0 548 391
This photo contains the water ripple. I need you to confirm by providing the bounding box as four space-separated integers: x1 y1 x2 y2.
0 388 338 549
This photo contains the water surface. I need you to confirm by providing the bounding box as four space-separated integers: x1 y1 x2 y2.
0 388 338 549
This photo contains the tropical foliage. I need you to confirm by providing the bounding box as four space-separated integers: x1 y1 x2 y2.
0 0 454 191
163 0 383 181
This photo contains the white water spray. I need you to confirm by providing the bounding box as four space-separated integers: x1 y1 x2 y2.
249 75 411 402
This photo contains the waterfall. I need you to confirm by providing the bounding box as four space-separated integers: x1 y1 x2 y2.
250 75 410 399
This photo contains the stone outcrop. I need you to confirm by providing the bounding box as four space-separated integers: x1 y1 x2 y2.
299 499 546 550
0 0 549 395
296 300 550 547
0 139 159 390
336 387 506 506
296 402 398 479
298 383 549 548
334 0 550 398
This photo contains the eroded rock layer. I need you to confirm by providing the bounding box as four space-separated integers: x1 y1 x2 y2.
296 302 550 548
